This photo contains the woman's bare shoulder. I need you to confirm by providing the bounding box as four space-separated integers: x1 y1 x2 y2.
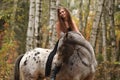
56 22 60 28
72 19 76 24
56 21 59 25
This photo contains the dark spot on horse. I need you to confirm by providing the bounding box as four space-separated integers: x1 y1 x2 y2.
34 52 40 56
70 61 73 66
33 57 36 61
70 67 72 71
37 56 40 59
70 35 73 39
24 60 27 66
36 61 38 63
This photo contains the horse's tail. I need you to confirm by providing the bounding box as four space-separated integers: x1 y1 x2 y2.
14 54 24 80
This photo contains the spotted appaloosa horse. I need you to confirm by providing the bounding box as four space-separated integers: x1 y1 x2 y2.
14 31 97 80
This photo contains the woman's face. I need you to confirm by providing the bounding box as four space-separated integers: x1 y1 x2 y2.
59 8 67 19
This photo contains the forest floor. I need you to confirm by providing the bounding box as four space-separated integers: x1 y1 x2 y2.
0 55 120 80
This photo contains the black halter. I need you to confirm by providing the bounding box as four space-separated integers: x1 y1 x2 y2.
67 27 72 32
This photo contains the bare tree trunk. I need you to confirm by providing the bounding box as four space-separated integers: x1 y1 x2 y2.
11 0 18 29
116 40 120 61
48 0 57 48
66 0 70 8
108 0 116 61
90 0 105 48
95 25 102 54
83 0 90 37
101 12 107 61
26 0 35 51
56 0 60 7
34 0 42 47
79 0 83 32
70 0 75 8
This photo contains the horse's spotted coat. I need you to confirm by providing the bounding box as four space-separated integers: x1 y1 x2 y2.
14 31 97 80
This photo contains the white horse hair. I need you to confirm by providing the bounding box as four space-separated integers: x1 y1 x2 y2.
14 31 97 80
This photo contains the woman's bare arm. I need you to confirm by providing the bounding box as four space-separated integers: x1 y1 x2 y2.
72 20 80 33
56 22 61 39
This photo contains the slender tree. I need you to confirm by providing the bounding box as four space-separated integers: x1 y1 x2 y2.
101 11 107 61
56 0 60 7
34 0 42 47
90 0 105 48
26 0 35 51
48 0 57 48
79 0 83 32
11 0 18 30
95 25 102 55
108 0 116 61
83 0 90 37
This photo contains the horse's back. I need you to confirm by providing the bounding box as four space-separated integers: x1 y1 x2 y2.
19 48 52 79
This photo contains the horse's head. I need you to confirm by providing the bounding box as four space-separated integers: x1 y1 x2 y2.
61 31 97 68
62 31 85 45
56 31 85 62
58 31 85 51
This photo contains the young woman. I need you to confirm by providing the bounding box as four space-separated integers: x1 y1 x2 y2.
50 7 80 80
56 7 79 39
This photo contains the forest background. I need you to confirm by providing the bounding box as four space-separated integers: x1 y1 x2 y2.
0 0 120 80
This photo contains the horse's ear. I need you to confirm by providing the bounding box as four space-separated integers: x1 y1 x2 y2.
60 32 65 37
65 32 68 38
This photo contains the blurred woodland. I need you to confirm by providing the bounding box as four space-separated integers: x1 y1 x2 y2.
0 0 120 80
